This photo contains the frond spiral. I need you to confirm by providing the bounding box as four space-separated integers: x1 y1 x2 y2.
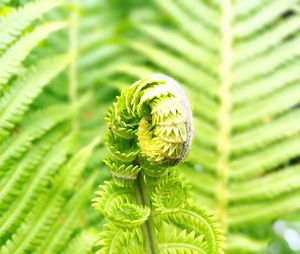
105 74 193 185
93 75 223 254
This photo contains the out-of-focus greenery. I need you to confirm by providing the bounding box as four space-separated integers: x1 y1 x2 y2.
269 215 300 254
0 0 300 253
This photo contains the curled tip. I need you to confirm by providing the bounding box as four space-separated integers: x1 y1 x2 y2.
136 74 193 167
105 74 193 180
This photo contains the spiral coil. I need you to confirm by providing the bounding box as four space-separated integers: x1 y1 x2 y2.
105 74 193 185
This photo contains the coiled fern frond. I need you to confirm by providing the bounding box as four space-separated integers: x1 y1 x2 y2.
93 74 223 254
105 74 192 183
98 0 300 252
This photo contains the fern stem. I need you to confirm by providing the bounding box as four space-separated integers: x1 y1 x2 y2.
68 0 79 132
217 0 233 232
135 173 158 254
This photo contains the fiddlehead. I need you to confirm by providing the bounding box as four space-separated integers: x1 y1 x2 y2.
93 74 223 254
104 74 192 185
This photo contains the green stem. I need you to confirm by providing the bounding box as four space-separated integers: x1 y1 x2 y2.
68 0 79 132
217 0 233 234
135 173 158 254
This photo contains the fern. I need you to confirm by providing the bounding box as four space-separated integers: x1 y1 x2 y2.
0 0 103 252
63 229 99 254
0 0 62 51
0 22 66 87
92 74 223 253
99 0 300 253
2 0 299 253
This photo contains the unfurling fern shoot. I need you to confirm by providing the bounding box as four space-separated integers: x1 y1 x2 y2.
92 74 223 254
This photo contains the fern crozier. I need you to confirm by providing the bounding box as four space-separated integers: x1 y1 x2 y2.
105 74 193 185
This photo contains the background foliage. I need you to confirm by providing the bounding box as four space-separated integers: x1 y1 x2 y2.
0 0 300 253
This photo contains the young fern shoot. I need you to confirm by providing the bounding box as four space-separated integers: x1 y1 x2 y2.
92 74 223 254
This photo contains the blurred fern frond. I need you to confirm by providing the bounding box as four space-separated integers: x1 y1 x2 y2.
0 0 111 253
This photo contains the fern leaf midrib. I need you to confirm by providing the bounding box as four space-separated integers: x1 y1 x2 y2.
68 0 80 133
216 0 233 231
